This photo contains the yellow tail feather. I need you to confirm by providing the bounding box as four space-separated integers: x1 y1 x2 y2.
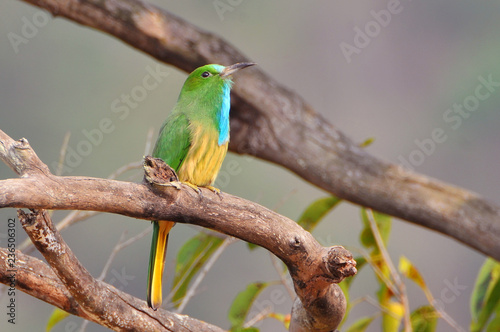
147 220 174 310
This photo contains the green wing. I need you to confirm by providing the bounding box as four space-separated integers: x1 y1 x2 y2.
147 112 190 309
152 111 191 172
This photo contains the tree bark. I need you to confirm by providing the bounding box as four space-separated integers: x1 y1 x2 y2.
17 0 500 260
0 244 226 331
0 130 356 330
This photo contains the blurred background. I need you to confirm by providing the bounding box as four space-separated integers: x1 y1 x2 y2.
1 1 499 331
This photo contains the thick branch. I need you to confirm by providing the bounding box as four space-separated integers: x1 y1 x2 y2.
0 248 86 317
0 131 355 330
0 246 224 331
18 0 500 260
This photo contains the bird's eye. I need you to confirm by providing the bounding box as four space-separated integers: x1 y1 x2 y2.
201 71 211 78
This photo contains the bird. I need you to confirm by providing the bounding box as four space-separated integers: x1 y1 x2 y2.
147 62 255 310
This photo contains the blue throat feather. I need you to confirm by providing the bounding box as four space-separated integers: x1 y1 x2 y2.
217 81 231 146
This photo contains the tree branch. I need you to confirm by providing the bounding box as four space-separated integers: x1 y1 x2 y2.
0 247 85 317
17 0 500 260
0 130 356 330
0 246 225 331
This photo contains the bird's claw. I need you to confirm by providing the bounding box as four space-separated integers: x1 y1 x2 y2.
159 181 203 195
152 181 182 190
205 185 223 200
183 182 202 195
151 180 222 199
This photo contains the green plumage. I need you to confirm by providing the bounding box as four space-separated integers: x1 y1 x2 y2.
152 112 191 170
147 62 255 310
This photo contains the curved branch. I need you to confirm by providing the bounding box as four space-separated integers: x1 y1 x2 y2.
0 246 224 331
0 248 84 317
17 0 500 260
0 130 356 330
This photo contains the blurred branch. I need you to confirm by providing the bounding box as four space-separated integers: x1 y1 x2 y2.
175 237 236 314
366 209 411 331
17 0 500 260
269 253 296 300
0 130 356 330
97 227 151 281
55 131 71 176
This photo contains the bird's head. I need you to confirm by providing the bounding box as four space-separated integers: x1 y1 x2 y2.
182 62 255 93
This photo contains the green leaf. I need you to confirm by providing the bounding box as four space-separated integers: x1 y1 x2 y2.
46 308 70 331
488 302 500 332
471 258 500 332
471 259 494 322
399 256 426 289
399 256 434 302
247 242 258 250
228 282 270 328
382 301 404 332
486 315 500 332
359 137 375 148
297 196 342 232
345 316 376 332
411 305 438 332
360 209 392 251
231 328 259 332
267 312 290 329
172 233 224 306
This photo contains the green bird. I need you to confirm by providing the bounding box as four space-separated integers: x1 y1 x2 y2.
147 62 255 310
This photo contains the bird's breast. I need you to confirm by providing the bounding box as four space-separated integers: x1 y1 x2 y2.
177 123 228 186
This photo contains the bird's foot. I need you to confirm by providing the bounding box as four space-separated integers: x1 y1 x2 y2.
158 181 203 196
182 182 202 195
154 180 222 199
153 181 182 190
204 185 223 200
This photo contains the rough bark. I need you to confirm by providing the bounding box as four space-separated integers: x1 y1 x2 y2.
16 0 500 260
0 130 355 330
0 244 225 331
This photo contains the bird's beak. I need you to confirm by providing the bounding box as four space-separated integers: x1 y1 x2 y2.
220 62 256 77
